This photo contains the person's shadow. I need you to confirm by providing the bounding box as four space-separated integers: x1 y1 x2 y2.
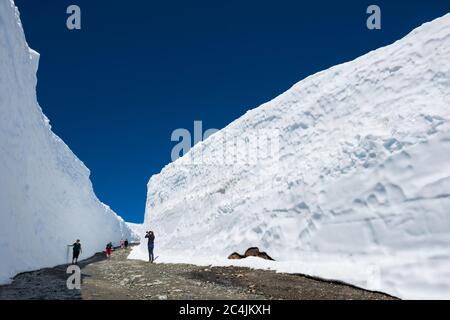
0 251 108 300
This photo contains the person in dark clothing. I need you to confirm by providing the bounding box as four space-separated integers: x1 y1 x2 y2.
145 231 155 263
105 242 113 257
71 239 82 264
124 239 129 248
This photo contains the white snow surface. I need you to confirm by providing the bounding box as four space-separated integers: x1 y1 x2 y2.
130 13 450 299
125 222 144 243
0 0 133 284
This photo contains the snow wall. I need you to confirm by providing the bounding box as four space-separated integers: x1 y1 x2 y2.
0 0 134 284
130 13 450 299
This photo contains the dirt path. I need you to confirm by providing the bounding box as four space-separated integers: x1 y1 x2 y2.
0 247 396 300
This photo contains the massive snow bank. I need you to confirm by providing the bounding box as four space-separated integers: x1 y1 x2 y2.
130 13 450 299
126 223 144 243
0 0 133 284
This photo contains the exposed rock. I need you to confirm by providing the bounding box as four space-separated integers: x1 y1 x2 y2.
228 247 274 261
228 252 245 259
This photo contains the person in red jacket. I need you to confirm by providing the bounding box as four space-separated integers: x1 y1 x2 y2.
105 242 113 258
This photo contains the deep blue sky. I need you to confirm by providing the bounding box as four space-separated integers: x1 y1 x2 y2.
14 0 449 223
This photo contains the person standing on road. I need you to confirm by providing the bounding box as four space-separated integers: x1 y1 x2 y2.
105 242 113 258
120 239 125 249
70 239 82 264
145 231 155 263
124 239 129 248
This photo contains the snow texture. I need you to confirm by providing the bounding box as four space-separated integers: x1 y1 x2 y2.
126 222 144 243
0 0 133 284
130 13 450 299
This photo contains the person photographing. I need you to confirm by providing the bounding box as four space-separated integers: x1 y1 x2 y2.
145 231 155 263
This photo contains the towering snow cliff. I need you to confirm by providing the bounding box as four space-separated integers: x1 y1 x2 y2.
126 222 144 243
0 0 133 284
131 14 450 299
